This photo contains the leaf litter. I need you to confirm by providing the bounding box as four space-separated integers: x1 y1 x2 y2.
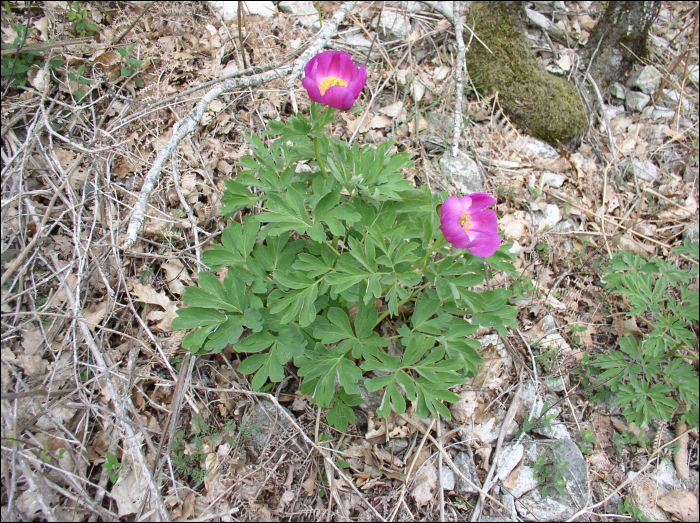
1 1 698 521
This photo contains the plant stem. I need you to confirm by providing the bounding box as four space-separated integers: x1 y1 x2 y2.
375 282 430 326
414 236 445 271
314 136 328 180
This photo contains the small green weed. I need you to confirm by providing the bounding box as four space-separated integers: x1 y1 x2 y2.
530 446 569 498
68 2 99 37
618 496 650 522
102 451 122 483
118 43 144 88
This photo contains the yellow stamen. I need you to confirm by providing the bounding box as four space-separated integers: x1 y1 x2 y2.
459 211 472 233
318 76 348 95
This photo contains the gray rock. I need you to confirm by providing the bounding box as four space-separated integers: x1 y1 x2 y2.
610 82 626 99
521 380 562 420
690 65 699 86
532 204 562 229
454 451 481 496
243 400 297 454
652 108 677 120
518 488 577 520
621 157 659 183
378 9 410 39
279 1 318 28
604 104 625 120
626 91 651 113
384 438 409 455
683 223 698 244
532 421 571 440
208 1 276 20
509 465 540 498
440 151 484 195
502 492 517 518
543 314 557 333
650 458 680 490
340 32 373 49
358 378 383 413
626 65 662 94
658 89 692 112
512 136 559 159
441 464 455 491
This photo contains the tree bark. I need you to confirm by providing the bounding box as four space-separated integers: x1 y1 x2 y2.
581 1 662 91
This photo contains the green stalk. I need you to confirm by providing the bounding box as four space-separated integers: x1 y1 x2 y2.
375 282 430 326
313 136 328 180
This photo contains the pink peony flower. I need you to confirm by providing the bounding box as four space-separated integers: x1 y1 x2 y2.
439 194 501 257
302 51 367 110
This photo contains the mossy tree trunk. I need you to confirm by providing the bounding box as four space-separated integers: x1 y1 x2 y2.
581 1 662 92
466 1 588 146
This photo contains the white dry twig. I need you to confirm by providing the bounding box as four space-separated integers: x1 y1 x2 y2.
122 0 358 249
451 1 465 158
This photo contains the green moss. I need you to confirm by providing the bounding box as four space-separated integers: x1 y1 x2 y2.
466 2 588 145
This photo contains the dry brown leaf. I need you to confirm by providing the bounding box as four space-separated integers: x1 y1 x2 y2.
131 282 178 331
657 489 699 522
83 299 108 331
411 458 437 507
161 260 192 296
21 325 44 356
502 455 525 489
500 212 530 241
378 100 405 119
302 470 317 497
612 316 644 340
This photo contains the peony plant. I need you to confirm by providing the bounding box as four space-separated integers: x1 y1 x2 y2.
173 51 518 430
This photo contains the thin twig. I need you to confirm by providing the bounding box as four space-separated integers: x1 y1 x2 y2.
451 1 465 157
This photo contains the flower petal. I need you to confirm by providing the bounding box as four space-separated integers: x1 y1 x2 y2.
302 77 324 104
466 232 501 257
440 220 472 248
468 209 498 234
347 64 367 97
321 85 350 110
465 193 497 213
440 196 464 222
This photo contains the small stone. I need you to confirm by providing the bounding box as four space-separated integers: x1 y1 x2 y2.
626 65 662 94
453 451 481 496
626 91 651 113
610 82 626 99
358 378 383 413
510 465 540 498
441 465 455 491
378 9 409 39
278 1 318 28
650 458 680 490
532 204 562 229
604 104 625 119
518 488 576 520
683 224 698 244
208 1 276 21
244 401 298 454
689 65 699 86
658 89 691 112
651 108 677 120
512 137 559 159
621 157 659 183
440 151 483 195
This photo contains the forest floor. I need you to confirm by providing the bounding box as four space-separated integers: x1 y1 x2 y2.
1 1 698 521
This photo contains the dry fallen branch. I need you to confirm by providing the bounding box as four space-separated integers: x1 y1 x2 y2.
122 0 358 249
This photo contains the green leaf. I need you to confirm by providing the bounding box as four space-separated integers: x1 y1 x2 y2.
297 344 362 407
172 307 226 330
326 400 356 432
